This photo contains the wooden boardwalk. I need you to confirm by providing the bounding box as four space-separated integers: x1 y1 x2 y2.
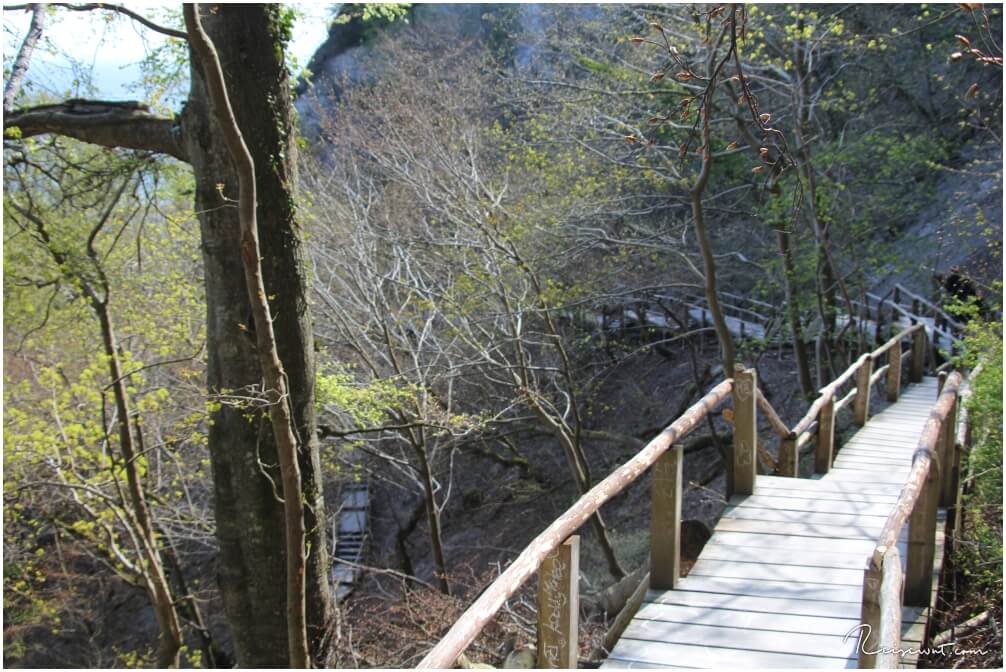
603 377 946 669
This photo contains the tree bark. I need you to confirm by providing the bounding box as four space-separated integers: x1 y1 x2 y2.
184 5 312 667
179 6 333 665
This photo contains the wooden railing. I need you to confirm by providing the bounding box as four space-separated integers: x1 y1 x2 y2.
771 323 927 477
860 284 963 353
892 283 967 332
416 376 746 668
418 299 964 669
858 369 968 668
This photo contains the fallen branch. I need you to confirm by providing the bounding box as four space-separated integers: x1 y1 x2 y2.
930 610 991 648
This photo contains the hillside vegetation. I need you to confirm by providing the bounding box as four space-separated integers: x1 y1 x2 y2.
3 3 1002 668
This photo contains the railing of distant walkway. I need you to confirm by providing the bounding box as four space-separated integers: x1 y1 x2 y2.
416 313 969 669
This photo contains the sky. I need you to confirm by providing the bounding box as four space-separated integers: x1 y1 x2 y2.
2 3 336 104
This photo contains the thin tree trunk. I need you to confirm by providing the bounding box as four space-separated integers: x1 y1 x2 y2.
775 221 814 396
792 23 840 362
691 34 736 376
22 197 184 668
184 6 309 667
93 300 183 668
3 3 45 113
415 443 451 595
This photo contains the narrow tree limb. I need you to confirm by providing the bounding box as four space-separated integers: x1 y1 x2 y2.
5 2 188 40
4 100 188 162
3 3 45 113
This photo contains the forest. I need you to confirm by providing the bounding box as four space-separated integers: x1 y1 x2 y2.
2 3 1002 669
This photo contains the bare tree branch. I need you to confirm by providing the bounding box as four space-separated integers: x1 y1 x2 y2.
5 2 187 40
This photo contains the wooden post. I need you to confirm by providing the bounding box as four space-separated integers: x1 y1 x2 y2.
905 463 940 606
937 371 947 396
815 397 836 474
876 550 904 669
859 560 883 669
877 303 885 346
853 355 873 426
886 338 902 402
859 547 902 669
537 535 579 669
650 445 682 590
893 286 901 305
732 365 757 496
779 436 798 478
910 328 926 383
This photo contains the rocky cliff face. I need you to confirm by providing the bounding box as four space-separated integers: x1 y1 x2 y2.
294 4 600 140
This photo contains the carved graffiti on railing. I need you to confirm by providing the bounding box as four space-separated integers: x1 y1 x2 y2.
540 549 567 667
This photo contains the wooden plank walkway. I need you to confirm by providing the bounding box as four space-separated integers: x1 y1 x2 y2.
603 377 947 669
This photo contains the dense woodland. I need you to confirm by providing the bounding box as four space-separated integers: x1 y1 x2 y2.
2 3 1003 669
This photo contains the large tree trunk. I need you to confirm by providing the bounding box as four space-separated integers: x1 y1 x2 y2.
3 5 334 666
180 6 333 666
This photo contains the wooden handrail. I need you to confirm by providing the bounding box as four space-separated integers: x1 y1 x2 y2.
956 362 982 448
756 389 792 439
834 387 858 414
870 324 921 360
793 419 818 452
791 324 922 439
869 371 962 571
791 354 867 438
894 284 966 331
859 371 963 668
416 379 734 669
869 364 890 387
882 299 956 343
